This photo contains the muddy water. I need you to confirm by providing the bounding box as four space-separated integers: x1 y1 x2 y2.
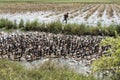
0 9 120 26
0 4 120 26
21 58 91 75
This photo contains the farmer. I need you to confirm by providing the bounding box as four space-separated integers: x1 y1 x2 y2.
63 13 69 23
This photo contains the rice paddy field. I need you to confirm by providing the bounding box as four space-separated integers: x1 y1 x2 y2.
0 2 120 26
0 0 120 80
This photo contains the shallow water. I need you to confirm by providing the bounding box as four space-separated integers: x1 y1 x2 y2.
21 58 91 75
0 10 119 26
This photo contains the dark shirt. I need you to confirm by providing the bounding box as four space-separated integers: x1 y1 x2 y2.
64 13 68 20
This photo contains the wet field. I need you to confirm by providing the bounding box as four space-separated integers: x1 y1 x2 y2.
0 2 118 76
0 3 120 26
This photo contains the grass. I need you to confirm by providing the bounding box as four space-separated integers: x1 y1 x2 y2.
0 0 117 3
0 18 18 29
0 59 96 80
0 19 120 36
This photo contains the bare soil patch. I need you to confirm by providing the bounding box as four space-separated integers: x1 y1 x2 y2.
0 3 86 13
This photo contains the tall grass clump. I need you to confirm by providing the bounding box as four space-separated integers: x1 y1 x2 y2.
105 24 117 36
46 21 62 34
19 19 24 28
0 59 28 80
24 20 39 31
5 19 14 29
0 18 7 28
63 23 73 35
115 25 120 34
90 26 103 35
23 20 48 32
0 18 18 29
63 23 88 35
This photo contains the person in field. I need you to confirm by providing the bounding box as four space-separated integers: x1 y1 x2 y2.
63 13 69 23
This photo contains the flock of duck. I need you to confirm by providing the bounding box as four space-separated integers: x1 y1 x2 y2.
0 31 110 65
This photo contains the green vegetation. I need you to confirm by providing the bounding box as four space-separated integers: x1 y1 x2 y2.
92 36 120 80
0 0 117 3
0 59 96 80
0 19 18 29
0 19 120 36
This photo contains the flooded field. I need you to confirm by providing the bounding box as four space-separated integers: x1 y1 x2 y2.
21 58 91 75
0 0 120 80
0 3 119 79
0 3 120 26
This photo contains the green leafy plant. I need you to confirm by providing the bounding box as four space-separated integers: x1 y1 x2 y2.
0 59 96 80
92 36 120 80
